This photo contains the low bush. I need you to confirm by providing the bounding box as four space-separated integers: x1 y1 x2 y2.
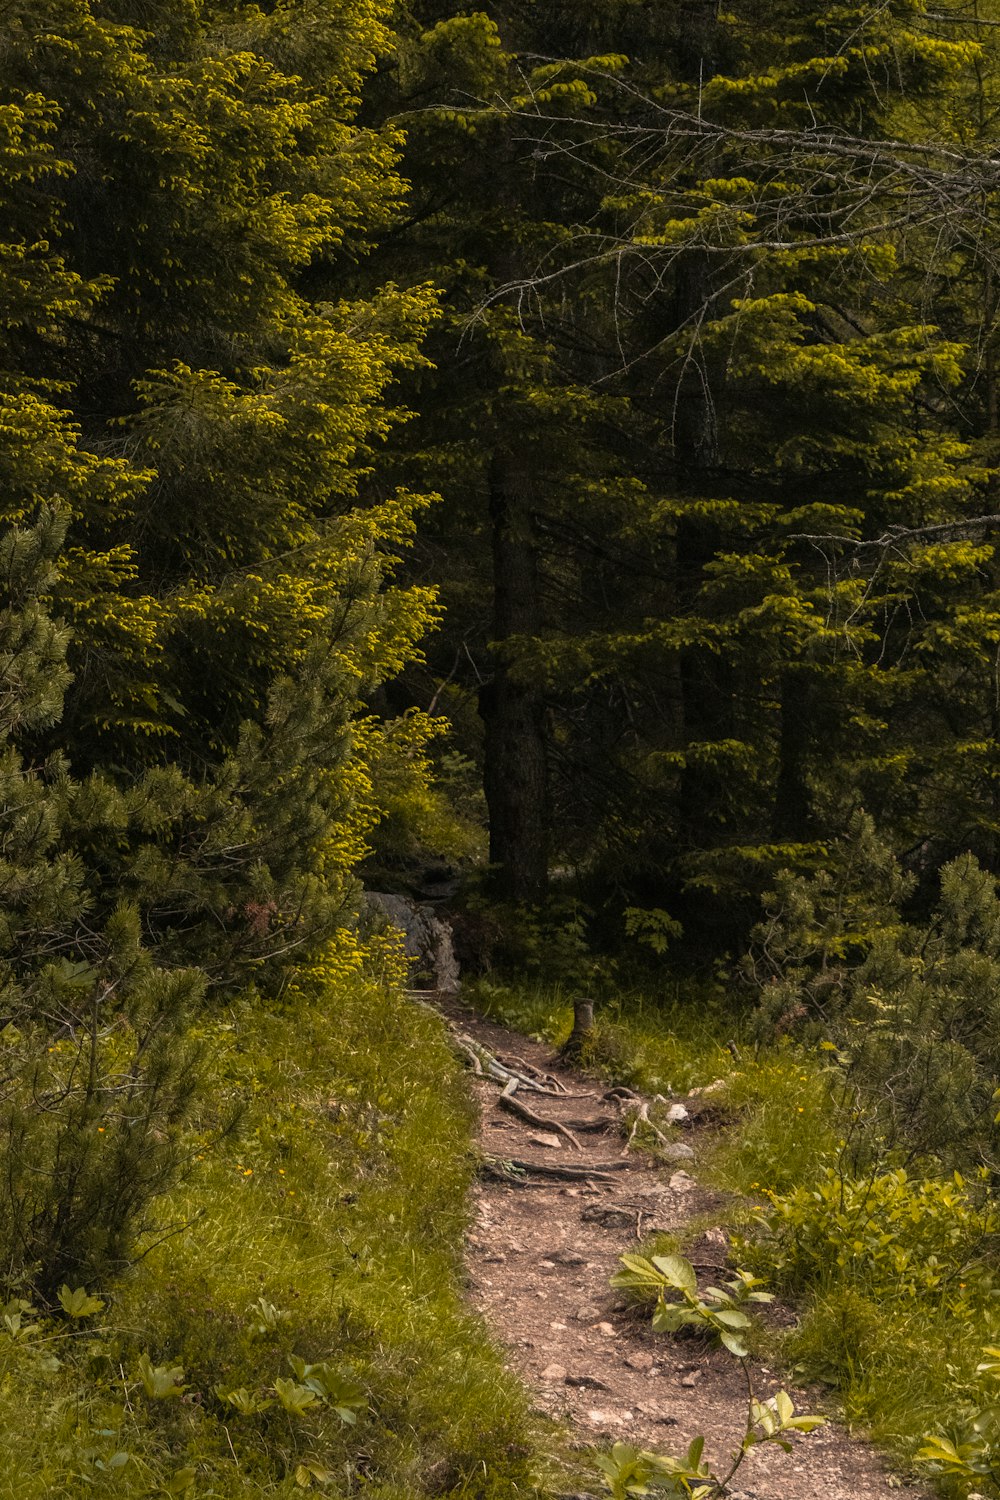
746 1167 1000 1301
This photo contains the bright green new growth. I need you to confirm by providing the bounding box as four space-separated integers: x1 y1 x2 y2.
600 1250 823 1497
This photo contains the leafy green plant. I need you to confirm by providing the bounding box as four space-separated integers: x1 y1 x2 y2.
57 1286 104 1320
595 1438 711 1498
750 1166 1000 1299
137 1354 187 1400
611 1252 772 1357
600 1253 822 1496
288 1357 367 1424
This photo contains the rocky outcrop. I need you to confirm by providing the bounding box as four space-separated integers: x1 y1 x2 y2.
364 892 461 993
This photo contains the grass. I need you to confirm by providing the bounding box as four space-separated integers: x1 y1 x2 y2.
468 977 736 1093
0 959 547 1498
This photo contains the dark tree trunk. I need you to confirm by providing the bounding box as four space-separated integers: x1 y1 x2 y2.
481 447 549 902
772 669 813 841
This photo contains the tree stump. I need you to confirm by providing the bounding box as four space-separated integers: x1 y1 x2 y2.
561 995 595 1060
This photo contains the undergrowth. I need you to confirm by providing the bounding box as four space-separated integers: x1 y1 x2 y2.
0 956 542 1498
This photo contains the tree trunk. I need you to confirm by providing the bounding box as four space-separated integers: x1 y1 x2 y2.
772 669 813 841
481 447 549 902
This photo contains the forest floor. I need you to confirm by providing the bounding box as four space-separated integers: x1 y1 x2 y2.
435 993 931 1500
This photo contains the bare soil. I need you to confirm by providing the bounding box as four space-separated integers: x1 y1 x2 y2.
437 994 930 1500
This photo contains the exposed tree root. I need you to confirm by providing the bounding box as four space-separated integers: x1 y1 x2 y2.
621 1099 672 1155
503 1156 629 1180
479 1153 622 1183
454 1033 594 1096
496 1092 584 1150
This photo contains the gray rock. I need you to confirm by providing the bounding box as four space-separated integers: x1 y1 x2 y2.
363 892 460 992
540 1363 568 1382
662 1142 696 1161
528 1131 563 1150
581 1204 634 1228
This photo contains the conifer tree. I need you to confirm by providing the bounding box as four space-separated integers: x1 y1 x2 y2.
2 0 440 987
375 0 1000 943
0 0 439 1289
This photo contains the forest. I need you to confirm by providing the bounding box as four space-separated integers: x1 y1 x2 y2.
6 0 1000 1496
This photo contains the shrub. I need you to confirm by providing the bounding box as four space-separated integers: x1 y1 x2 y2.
746 1166 1000 1302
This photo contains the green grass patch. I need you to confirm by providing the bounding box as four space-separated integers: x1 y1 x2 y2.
0 966 545 1498
468 979 735 1093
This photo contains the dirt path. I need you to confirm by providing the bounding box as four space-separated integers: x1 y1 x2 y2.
436 994 929 1500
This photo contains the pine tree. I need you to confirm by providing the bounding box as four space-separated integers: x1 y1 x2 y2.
1 0 441 988
0 0 441 1290
374 0 1000 947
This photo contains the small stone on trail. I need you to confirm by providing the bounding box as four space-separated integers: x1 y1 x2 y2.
703 1226 728 1251
484 1252 506 1263
550 1321 568 1330
541 1363 568 1382
566 1373 609 1390
665 1103 690 1124
668 1170 696 1193
581 1204 634 1228
638 1403 678 1425
687 1079 727 1097
662 1143 695 1161
625 1352 654 1371
539 1259 557 1271
561 1186 580 1196
552 1249 588 1266
528 1131 563 1149
587 1410 615 1426
680 1371 701 1387
596 1321 616 1338
575 1304 602 1322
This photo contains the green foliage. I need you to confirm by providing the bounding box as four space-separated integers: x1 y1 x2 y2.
57 1286 104 1319
600 1250 822 1495
742 813 1000 1168
0 0 444 1301
611 1252 772 1359
749 1168 1000 1302
594 1437 712 1498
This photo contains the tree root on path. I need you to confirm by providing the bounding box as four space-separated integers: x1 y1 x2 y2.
453 1033 594 1097
478 1153 624 1183
496 1092 584 1150
620 1099 672 1155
